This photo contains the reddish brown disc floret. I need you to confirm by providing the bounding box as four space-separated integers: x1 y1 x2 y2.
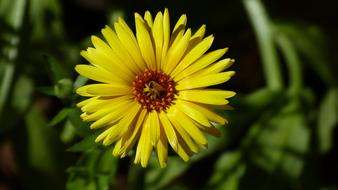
132 69 176 112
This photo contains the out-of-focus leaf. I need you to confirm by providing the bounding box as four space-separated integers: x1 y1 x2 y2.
73 75 88 90
67 132 100 152
274 22 335 86
244 98 310 179
68 108 91 137
96 148 118 190
318 88 338 153
66 178 96 190
210 88 285 154
24 107 60 175
66 148 117 190
0 0 26 119
11 75 33 113
243 0 283 90
207 151 245 190
48 108 71 127
29 0 62 40
44 55 71 83
0 0 26 29
61 120 76 143
145 157 190 190
54 78 73 99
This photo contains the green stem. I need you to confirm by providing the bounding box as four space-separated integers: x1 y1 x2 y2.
275 32 303 96
243 0 283 90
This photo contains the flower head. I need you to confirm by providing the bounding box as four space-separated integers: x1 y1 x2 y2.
75 9 235 168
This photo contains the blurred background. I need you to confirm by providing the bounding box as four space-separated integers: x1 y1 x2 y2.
0 0 337 189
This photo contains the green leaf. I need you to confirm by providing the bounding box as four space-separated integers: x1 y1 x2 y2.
212 88 285 153
29 0 62 40
97 149 118 190
0 0 26 119
68 108 91 137
24 107 60 175
66 148 118 190
43 55 70 83
66 178 97 190
67 132 100 152
60 120 76 143
207 151 245 190
274 22 335 86
73 75 88 90
244 99 310 179
145 157 190 190
11 75 33 113
48 108 72 127
318 88 338 153
54 78 73 99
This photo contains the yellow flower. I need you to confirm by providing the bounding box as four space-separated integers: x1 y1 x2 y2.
75 9 235 168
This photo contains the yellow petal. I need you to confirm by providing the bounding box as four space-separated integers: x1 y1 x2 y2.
156 128 168 168
75 64 124 84
170 14 187 47
171 107 207 145
149 111 160 146
95 127 114 143
176 71 235 90
81 95 133 113
171 35 214 78
159 112 178 151
102 103 141 146
76 85 94 97
89 102 131 129
101 26 142 72
195 58 234 76
85 84 131 96
161 8 170 68
114 21 147 71
90 36 130 71
91 35 113 57
176 100 211 127
112 139 123 157
194 121 221 137
83 99 132 122
144 11 153 27
174 48 227 81
164 29 191 74
116 103 141 136
135 17 156 69
181 101 227 125
84 48 134 81
77 96 98 107
167 107 198 152
178 89 235 105
190 24 206 43
119 109 147 154
152 12 163 69
135 114 153 167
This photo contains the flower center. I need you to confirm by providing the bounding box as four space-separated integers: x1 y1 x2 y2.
132 69 176 112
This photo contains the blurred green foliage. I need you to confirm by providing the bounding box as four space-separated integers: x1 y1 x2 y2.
0 0 338 189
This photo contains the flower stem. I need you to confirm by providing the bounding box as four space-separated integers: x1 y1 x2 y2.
243 0 284 91
275 32 303 95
